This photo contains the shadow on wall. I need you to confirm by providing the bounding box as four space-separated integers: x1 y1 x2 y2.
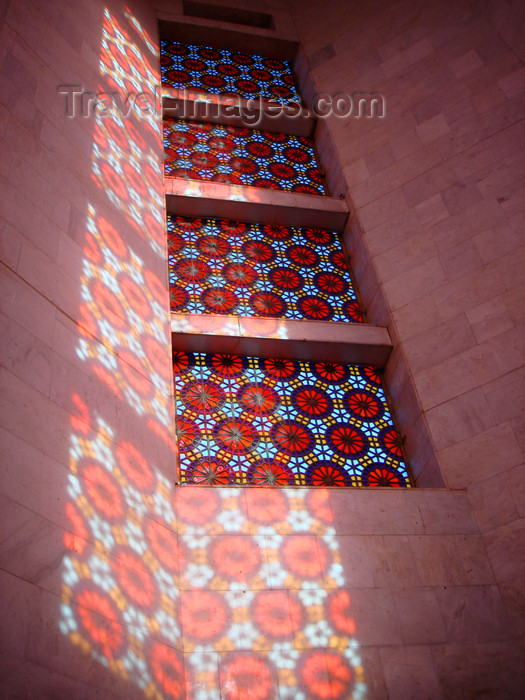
59 6 367 699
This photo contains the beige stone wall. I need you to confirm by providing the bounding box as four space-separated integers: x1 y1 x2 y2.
288 0 525 691
1 0 524 697
0 0 175 696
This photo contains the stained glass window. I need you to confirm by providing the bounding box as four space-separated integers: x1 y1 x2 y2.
168 214 363 322
161 40 301 104
173 351 410 488
164 119 326 194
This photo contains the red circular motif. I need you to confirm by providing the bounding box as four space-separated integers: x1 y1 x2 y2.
208 353 246 376
173 215 203 233
176 488 220 524
306 490 333 523
252 591 303 638
174 259 210 282
149 641 185 699
300 651 353 699
281 535 329 578
249 291 286 317
292 387 331 417
268 163 296 180
297 296 332 320
247 141 274 158
379 427 404 458
361 365 382 385
315 272 347 295
245 489 288 523
343 300 364 323
261 357 297 379
197 234 231 258
306 462 350 487
328 424 368 457
345 390 383 420
248 461 295 486
219 220 247 235
172 350 193 373
181 590 228 640
362 465 406 487
201 288 239 313
182 380 225 413
170 286 188 310
146 519 182 572
305 228 332 245
242 240 274 263
211 536 261 581
214 419 258 453
328 590 356 635
76 588 124 660
262 224 291 240
269 267 303 290
82 463 123 519
271 421 313 455
175 417 200 447
116 441 154 490
314 362 348 383
219 655 273 700
188 460 233 485
287 244 319 267
238 384 279 414
112 548 157 607
231 157 258 174
223 262 259 287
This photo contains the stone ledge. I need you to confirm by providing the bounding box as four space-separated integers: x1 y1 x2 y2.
163 88 315 137
171 312 392 366
158 15 298 60
165 177 349 230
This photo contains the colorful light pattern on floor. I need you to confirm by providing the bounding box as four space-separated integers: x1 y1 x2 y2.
164 119 326 194
161 40 301 104
174 351 410 487
168 214 363 322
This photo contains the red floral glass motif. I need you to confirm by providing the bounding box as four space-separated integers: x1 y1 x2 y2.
173 351 410 487
161 40 301 104
168 215 362 323
164 120 326 194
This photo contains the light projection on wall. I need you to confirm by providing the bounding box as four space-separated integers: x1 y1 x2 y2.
92 8 166 256
174 351 409 487
76 205 173 445
164 119 326 194
63 416 367 698
161 40 301 104
59 6 369 699
61 6 182 696
168 214 364 322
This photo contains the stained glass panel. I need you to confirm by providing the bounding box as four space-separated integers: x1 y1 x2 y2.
168 214 363 322
164 119 326 194
174 351 410 488
161 40 301 104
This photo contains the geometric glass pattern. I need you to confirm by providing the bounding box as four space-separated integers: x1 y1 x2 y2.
173 351 410 487
164 119 326 194
161 40 301 104
168 214 363 322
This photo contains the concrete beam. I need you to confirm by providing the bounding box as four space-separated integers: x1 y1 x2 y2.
162 89 315 137
171 313 392 367
165 178 349 231
158 16 299 60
